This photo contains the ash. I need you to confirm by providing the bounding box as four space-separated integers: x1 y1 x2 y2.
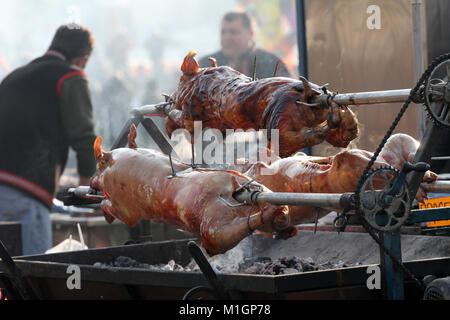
93 256 198 272
237 256 360 275
93 255 360 275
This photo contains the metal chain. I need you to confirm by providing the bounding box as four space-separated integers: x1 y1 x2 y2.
353 53 450 291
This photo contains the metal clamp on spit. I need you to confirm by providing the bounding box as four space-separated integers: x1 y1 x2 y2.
218 179 262 208
57 186 105 206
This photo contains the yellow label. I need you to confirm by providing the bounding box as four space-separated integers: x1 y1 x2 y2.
419 196 450 227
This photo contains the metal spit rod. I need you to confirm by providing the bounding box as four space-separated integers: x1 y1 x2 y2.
421 180 450 193
234 191 344 207
68 180 450 207
131 103 170 117
133 88 414 117
331 89 412 106
233 180 450 208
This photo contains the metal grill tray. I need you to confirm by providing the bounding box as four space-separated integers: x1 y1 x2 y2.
1 233 449 300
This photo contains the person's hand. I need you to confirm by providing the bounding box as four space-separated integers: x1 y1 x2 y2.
78 176 91 186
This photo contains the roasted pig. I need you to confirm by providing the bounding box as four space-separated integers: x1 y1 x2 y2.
90 125 294 255
165 51 359 157
238 134 438 226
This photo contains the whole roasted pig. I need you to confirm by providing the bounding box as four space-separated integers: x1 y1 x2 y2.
165 51 359 157
90 125 294 255
238 134 438 226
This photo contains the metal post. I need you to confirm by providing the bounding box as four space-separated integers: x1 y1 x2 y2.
295 0 312 155
407 121 446 202
411 0 426 139
111 115 143 150
380 230 404 300
295 0 308 79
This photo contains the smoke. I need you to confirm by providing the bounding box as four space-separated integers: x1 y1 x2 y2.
170 128 271 169
0 1 238 146
206 237 254 273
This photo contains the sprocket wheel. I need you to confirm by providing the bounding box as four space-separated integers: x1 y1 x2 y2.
424 58 450 127
357 167 411 232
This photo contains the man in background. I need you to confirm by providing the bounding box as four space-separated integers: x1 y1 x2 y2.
0 24 97 255
199 10 291 79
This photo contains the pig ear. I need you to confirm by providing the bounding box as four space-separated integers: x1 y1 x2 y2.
298 76 322 97
258 147 280 165
181 51 199 75
246 161 270 176
128 124 138 149
209 57 218 67
94 136 104 162
94 136 113 171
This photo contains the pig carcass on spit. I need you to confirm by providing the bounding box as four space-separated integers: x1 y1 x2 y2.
90 125 294 255
238 134 438 226
165 51 359 157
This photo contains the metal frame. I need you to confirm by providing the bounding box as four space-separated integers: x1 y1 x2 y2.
58 43 450 300
115 98 450 301
1 237 449 300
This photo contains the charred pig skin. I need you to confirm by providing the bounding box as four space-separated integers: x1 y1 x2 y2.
166 51 359 157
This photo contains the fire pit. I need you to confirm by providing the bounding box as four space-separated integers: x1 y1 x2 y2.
92 254 359 276
1 231 449 300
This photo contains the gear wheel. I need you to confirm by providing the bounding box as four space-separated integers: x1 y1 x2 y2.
356 167 411 232
424 58 450 127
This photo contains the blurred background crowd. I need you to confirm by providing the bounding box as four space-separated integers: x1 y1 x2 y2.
0 0 299 150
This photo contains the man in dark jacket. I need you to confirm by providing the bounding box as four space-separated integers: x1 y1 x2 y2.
199 10 291 79
0 24 97 255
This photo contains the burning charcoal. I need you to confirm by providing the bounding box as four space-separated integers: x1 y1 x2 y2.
238 259 253 272
263 262 286 275
114 256 137 268
317 262 334 270
93 256 193 272
294 263 303 273
161 264 173 271
282 268 298 275
279 256 301 269
157 260 177 271
335 260 346 268
185 258 199 270
116 256 149 269
255 257 272 263
173 264 184 271
148 265 163 271
304 257 314 264
239 257 272 272
299 258 318 272
93 262 109 268
243 262 267 274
